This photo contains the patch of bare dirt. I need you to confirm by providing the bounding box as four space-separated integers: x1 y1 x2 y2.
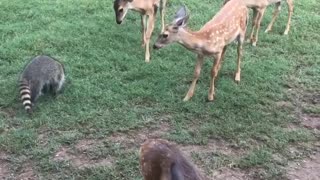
179 139 245 159
37 128 50 147
53 146 113 169
212 167 249 180
287 152 320 180
16 162 37 180
107 121 171 151
301 115 320 130
292 91 320 131
176 139 248 179
0 107 16 119
0 152 37 180
0 151 13 179
285 88 320 179
74 139 97 152
52 121 171 170
302 94 320 105
107 122 249 178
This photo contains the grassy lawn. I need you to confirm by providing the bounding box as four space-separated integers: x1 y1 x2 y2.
0 0 319 179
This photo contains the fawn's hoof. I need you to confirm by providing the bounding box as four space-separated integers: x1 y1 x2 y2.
183 96 191 102
235 74 241 83
207 95 215 102
145 55 150 63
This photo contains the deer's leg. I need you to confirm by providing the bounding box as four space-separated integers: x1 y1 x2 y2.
284 0 294 35
208 52 223 101
265 2 281 33
145 14 156 62
248 8 258 43
160 0 167 32
235 34 244 82
252 8 266 46
183 55 204 101
217 46 228 72
141 15 147 47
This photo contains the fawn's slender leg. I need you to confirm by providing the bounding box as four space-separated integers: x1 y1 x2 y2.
252 8 266 46
248 8 258 43
160 0 167 32
183 55 204 101
208 52 223 101
145 15 155 62
141 15 147 47
235 35 244 82
265 2 281 33
284 0 294 35
217 46 228 72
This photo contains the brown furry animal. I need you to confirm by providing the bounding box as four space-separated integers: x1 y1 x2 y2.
139 139 208 180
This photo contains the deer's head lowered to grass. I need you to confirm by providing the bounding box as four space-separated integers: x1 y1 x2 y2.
113 0 133 24
113 0 168 62
153 6 189 50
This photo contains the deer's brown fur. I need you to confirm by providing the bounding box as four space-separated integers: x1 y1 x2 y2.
223 0 294 46
153 0 248 101
113 0 167 62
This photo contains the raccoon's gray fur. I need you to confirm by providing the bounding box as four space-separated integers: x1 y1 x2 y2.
19 55 65 114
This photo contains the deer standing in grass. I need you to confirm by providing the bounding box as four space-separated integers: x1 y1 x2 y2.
153 0 248 101
140 139 208 180
113 0 167 62
223 0 294 46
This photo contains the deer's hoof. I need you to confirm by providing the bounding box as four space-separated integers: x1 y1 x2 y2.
145 55 150 63
207 96 215 102
183 96 190 102
235 74 241 83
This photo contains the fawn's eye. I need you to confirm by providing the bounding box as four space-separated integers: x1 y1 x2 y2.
119 8 123 13
162 34 168 38
172 26 179 30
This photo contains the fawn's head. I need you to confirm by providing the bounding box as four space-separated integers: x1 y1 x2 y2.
113 0 133 24
153 6 189 49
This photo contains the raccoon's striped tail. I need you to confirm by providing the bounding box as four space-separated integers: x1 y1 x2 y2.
19 79 32 114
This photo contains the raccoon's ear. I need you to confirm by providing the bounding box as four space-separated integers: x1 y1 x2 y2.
171 163 184 180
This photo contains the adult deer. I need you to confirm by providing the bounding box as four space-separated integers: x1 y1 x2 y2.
153 0 248 101
140 139 208 180
223 0 294 46
113 0 167 62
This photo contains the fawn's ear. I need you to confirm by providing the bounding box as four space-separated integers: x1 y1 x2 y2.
173 6 189 28
171 163 184 180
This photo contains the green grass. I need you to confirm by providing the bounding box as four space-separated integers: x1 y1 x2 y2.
0 0 319 179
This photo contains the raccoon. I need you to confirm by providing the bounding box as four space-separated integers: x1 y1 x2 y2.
19 55 65 114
